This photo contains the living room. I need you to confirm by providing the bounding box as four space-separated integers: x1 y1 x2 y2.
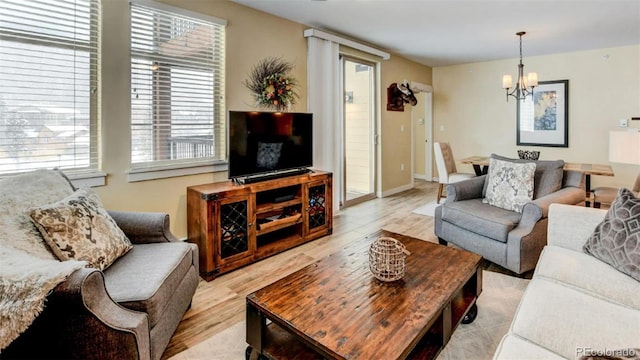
1 0 639 359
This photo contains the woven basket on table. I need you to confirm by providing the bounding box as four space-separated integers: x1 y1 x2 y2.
368 237 411 282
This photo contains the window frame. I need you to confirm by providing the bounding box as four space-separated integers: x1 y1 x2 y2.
0 0 103 184
128 0 227 182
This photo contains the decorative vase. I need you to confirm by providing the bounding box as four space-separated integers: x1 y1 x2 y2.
368 236 411 282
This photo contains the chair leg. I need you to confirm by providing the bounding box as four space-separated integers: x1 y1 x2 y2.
437 183 444 204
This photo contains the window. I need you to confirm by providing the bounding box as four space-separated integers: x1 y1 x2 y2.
130 0 226 171
0 0 100 175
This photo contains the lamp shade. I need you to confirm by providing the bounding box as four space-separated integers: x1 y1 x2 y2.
609 130 640 165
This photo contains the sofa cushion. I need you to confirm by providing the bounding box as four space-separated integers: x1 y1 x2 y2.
483 157 536 213
584 188 640 282
532 160 565 198
442 199 522 243
485 154 565 199
510 278 640 359
29 188 132 271
104 242 195 327
535 246 640 310
494 334 566 360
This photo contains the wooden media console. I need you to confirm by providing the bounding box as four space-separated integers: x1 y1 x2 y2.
187 171 332 281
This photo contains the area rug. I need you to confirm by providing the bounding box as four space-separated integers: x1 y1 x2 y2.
412 200 440 217
169 270 529 360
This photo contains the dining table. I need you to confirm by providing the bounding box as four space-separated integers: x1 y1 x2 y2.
458 156 615 207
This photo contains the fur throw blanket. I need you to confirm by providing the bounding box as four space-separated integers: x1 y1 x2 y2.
0 245 85 349
0 170 87 349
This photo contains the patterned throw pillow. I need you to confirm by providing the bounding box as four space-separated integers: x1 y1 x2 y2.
29 188 132 271
584 188 640 282
256 142 283 170
487 154 564 199
483 157 536 212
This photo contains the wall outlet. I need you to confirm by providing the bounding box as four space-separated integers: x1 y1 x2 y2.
619 118 628 127
400 124 404 132
439 125 445 132
401 163 405 171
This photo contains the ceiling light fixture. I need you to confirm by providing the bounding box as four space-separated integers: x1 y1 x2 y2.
502 31 538 102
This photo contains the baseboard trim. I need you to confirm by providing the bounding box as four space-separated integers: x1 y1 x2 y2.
381 183 413 197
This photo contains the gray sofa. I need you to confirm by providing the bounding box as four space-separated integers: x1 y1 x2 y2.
3 171 198 360
434 155 585 274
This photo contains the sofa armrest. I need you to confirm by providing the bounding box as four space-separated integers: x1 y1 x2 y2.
506 185 587 246
529 186 587 219
446 175 486 202
109 210 179 244
5 268 151 360
547 203 606 252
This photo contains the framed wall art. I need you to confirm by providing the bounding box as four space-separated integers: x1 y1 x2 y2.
517 80 569 147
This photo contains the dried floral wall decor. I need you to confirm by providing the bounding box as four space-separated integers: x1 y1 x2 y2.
244 57 298 112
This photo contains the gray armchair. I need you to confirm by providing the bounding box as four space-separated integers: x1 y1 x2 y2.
434 155 585 274
4 211 198 360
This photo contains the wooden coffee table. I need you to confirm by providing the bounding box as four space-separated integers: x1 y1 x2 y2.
246 230 483 359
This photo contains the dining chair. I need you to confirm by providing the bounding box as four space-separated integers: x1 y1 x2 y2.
592 173 640 208
433 142 476 203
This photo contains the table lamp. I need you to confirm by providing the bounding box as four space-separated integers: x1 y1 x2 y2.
609 130 640 165
592 130 640 207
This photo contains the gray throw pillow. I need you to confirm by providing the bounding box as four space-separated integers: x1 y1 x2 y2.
484 154 564 199
584 188 640 282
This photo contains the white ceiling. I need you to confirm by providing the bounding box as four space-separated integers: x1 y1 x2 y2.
231 0 640 67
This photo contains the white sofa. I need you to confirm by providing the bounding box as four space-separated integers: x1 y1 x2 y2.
494 203 640 359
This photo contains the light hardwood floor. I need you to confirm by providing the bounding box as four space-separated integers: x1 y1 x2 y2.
163 180 440 359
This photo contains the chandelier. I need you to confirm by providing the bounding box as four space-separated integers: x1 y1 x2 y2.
502 31 538 102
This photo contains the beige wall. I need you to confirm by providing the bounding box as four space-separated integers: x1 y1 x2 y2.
96 0 433 238
379 58 433 193
98 0 307 238
433 45 640 190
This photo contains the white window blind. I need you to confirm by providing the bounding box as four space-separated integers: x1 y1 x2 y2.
0 0 100 175
130 0 226 169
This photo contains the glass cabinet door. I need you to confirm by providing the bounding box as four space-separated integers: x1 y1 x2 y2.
216 195 251 263
305 180 329 236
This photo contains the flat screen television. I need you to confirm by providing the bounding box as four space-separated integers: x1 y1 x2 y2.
228 111 313 181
